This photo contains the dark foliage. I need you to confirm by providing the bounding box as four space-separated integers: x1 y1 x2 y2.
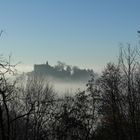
1 46 140 140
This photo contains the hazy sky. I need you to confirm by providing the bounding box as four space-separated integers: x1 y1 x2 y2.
0 0 140 72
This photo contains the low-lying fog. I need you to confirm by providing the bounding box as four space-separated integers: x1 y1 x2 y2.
51 81 87 95
44 76 88 96
17 74 88 96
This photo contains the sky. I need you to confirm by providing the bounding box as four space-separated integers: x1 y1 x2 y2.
0 0 140 73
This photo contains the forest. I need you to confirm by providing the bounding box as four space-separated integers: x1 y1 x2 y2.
1 45 140 140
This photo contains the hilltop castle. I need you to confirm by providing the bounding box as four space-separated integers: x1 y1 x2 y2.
34 61 94 81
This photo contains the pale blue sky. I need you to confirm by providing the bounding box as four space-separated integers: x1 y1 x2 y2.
0 0 140 72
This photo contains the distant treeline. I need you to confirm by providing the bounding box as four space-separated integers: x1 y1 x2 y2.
34 61 94 81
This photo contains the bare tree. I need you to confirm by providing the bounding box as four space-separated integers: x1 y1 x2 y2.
0 55 16 140
119 45 140 140
99 63 126 140
19 74 56 140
